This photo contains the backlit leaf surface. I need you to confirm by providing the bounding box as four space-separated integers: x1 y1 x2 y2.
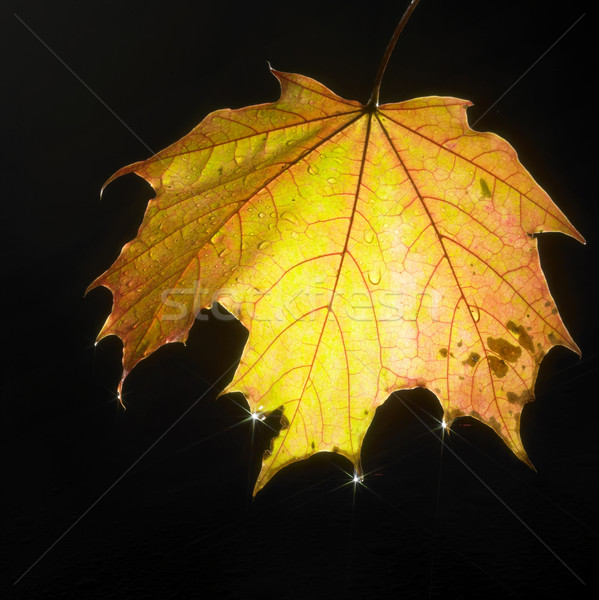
89 70 583 493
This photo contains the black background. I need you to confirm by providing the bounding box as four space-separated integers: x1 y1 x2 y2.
4 1 597 598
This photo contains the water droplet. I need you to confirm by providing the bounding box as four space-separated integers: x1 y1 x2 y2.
307 164 320 176
290 231 299 240
364 230 374 244
258 212 265 218
218 247 229 258
211 232 225 245
258 240 270 250
469 304 480 323
368 269 381 286
327 177 337 185
280 211 299 226
286 139 296 146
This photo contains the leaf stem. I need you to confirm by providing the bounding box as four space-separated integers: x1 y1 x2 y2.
367 0 422 109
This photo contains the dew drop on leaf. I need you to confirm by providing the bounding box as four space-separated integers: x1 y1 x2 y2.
280 212 300 226
211 231 225 245
469 304 480 323
368 268 382 286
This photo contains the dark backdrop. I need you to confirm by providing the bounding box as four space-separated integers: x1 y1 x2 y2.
4 1 597 598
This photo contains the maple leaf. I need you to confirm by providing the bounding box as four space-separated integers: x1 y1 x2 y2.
89 7 583 494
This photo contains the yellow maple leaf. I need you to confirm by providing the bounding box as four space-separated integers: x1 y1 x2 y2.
88 9 583 494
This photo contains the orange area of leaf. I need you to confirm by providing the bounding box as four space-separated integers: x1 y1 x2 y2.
89 69 584 493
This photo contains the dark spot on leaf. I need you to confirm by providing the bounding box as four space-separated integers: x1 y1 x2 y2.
506 320 534 354
459 375 464 380
480 178 492 198
487 337 521 362
488 416 501 433
439 348 448 358
552 308 557 314
311 441 315 450
462 352 480 367
457 340 463 347
507 390 533 405
363 409 369 415
548 331 559 344
506 321 519 335
488 355 508 378
545 301 551 307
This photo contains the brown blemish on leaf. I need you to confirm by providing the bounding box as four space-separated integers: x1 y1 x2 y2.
548 331 559 344
506 320 534 354
536 343 545 361
487 336 521 362
462 352 480 367
507 389 533 405
457 340 463 347
488 415 501 433
439 348 448 358
488 355 508 378
311 441 315 450
445 407 466 424
480 178 492 198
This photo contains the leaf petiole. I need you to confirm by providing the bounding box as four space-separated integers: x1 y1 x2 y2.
367 0 422 109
